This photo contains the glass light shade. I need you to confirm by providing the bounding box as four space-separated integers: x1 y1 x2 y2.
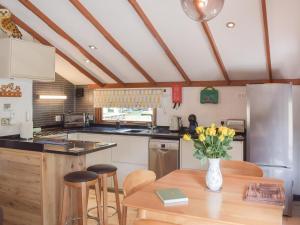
181 0 224 22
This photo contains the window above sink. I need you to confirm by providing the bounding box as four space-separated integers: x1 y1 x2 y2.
100 107 154 125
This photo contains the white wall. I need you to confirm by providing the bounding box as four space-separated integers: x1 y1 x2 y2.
0 79 32 136
157 86 247 127
157 86 300 195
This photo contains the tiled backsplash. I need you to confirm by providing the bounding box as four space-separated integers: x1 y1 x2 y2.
75 85 94 116
33 74 75 127
33 74 94 127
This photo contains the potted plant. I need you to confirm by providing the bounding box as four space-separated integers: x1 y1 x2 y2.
183 123 235 191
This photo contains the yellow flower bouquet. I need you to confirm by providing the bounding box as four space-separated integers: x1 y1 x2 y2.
183 123 235 160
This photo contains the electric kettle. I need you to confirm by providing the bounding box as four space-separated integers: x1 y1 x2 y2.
169 116 182 132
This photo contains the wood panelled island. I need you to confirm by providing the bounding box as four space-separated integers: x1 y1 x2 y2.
0 138 116 225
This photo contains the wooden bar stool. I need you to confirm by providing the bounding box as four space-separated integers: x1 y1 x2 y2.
59 171 102 225
87 164 122 225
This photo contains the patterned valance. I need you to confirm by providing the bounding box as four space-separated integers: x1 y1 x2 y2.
94 89 164 108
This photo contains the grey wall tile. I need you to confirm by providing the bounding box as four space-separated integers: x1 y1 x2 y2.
33 74 75 127
33 75 95 127
75 85 95 118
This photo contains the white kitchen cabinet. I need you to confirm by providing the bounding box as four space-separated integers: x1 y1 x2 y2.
229 141 244 161
66 133 150 189
111 135 149 165
180 138 206 170
111 135 149 188
67 133 79 140
73 133 113 142
80 133 113 167
70 133 114 167
0 38 55 81
180 138 244 170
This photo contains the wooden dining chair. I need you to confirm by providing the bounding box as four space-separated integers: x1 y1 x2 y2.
221 160 263 177
122 169 156 225
134 219 177 225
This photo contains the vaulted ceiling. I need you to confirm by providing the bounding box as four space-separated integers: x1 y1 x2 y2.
0 0 300 87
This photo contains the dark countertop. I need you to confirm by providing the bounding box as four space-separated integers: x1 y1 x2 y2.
33 125 245 141
0 125 245 155
0 136 116 156
76 127 182 140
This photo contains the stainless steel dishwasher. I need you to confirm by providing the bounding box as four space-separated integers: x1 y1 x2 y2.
149 139 179 179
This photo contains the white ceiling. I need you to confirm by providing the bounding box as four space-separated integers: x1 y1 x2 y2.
209 0 268 80
267 0 300 79
137 0 224 81
0 0 299 85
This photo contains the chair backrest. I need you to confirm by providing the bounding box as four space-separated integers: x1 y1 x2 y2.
221 160 263 177
123 170 156 197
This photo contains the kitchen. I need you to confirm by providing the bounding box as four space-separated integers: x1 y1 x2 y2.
0 0 299 225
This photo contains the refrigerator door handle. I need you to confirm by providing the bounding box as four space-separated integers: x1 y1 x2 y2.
256 164 291 169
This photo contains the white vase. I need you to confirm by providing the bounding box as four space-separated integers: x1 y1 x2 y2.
206 158 223 192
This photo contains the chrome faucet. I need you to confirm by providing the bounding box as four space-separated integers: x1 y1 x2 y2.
147 114 156 132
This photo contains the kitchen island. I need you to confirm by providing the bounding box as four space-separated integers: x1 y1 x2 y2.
0 137 116 225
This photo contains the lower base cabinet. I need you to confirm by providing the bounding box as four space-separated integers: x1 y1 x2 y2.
68 133 149 188
180 138 244 170
111 135 149 188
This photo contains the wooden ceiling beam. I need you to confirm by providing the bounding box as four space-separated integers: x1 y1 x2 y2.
261 0 273 81
18 0 124 85
201 22 230 84
128 0 192 85
1 5 104 87
88 79 300 89
69 0 156 85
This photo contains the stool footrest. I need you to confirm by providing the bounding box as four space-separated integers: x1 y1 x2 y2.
88 205 117 218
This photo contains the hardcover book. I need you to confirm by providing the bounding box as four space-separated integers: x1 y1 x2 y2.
155 188 188 206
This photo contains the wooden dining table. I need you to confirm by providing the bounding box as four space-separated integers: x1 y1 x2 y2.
122 170 284 225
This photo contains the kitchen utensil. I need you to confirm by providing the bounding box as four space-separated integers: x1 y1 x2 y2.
188 114 198 134
20 121 33 139
169 116 180 132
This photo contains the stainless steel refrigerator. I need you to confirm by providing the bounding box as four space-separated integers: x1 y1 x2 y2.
246 83 294 216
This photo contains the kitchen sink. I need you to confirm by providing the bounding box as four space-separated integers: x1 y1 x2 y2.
118 129 145 133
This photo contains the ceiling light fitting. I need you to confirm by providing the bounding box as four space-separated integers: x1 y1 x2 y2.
181 0 224 22
88 45 97 50
226 22 235 28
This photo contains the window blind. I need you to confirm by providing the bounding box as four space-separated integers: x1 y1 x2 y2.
94 89 164 108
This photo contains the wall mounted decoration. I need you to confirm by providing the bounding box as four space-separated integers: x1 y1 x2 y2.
94 88 164 108
0 8 22 39
200 87 218 104
0 83 22 97
172 84 182 109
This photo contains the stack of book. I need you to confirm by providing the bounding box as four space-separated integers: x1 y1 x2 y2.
244 183 285 206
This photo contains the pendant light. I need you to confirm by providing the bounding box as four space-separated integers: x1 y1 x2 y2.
181 0 224 22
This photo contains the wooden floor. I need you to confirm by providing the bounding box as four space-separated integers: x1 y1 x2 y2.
87 192 300 225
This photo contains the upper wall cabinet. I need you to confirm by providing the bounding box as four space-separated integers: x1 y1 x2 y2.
0 38 55 81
